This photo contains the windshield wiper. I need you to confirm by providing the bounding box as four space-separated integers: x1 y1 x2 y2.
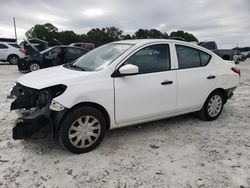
66 63 85 71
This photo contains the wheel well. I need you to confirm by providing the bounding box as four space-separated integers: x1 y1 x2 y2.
64 102 111 130
209 88 227 103
29 61 41 67
7 54 19 60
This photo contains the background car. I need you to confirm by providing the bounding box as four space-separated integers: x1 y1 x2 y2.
198 41 234 61
17 45 89 72
0 40 25 65
69 42 95 50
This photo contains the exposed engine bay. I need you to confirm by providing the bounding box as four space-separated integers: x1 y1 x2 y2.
8 83 67 140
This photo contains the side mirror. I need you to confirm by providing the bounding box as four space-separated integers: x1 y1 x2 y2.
119 64 139 75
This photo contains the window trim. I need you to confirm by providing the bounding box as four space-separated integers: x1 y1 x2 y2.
175 44 211 70
199 50 212 67
113 43 172 76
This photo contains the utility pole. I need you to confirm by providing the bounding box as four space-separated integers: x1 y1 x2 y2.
13 17 17 41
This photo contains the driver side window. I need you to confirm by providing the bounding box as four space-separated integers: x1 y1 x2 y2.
47 47 60 58
124 44 170 74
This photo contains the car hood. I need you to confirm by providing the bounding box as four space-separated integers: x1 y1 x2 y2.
17 65 93 90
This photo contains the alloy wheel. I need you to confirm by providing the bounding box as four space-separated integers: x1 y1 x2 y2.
10 56 18 64
30 64 40 71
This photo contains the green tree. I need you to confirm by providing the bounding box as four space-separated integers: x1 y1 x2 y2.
121 34 133 40
170 30 198 42
134 29 168 39
85 27 123 46
25 23 59 46
58 30 80 45
25 23 199 47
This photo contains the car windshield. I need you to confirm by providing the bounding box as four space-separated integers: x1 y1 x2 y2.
73 43 133 71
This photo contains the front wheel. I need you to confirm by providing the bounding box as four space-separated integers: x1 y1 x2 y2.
59 106 106 154
199 91 224 121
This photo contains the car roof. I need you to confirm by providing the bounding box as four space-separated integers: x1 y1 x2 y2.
52 45 88 49
0 42 18 44
112 39 215 56
49 45 89 51
112 39 196 46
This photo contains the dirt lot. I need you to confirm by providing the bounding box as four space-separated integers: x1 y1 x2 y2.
0 60 250 188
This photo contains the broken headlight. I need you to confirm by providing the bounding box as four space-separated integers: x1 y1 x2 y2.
9 83 67 111
49 100 65 111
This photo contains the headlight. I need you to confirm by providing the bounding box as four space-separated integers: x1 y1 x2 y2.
49 100 65 111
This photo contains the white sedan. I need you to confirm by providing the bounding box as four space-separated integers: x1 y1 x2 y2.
8 39 240 153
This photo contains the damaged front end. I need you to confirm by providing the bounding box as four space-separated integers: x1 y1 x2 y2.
8 83 67 140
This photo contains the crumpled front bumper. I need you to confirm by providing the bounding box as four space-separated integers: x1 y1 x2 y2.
8 83 66 140
13 107 53 140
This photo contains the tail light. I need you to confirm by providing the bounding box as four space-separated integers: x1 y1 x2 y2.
231 67 241 77
19 48 26 54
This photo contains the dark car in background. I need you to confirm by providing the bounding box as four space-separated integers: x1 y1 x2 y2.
198 41 234 61
69 42 95 50
18 45 89 72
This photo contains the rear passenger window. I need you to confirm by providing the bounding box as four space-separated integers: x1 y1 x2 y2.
0 43 8 49
200 51 211 66
124 44 171 74
66 48 83 55
176 45 211 69
9 43 20 48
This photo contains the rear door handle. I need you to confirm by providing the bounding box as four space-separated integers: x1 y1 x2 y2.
207 75 216 79
161 80 173 85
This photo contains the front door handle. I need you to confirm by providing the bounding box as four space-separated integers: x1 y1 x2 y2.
207 75 216 79
161 80 173 85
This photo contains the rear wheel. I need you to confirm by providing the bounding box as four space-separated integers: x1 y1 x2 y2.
8 55 19 65
59 106 106 154
199 91 224 121
29 62 41 72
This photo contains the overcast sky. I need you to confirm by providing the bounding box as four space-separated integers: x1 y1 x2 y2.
0 0 249 48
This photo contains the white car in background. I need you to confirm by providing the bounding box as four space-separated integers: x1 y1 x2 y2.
8 39 240 154
0 42 25 64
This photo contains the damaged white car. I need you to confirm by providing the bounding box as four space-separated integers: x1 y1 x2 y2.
8 39 240 154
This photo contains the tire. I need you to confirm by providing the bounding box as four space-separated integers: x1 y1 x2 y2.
198 91 224 121
59 106 106 154
29 62 41 72
8 55 19 65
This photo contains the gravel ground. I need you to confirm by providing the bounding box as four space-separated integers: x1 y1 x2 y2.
0 60 250 188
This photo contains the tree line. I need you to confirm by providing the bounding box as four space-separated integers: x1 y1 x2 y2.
25 23 198 47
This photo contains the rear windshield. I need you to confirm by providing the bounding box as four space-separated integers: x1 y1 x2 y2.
9 43 20 48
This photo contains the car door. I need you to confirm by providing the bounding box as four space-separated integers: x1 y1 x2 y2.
0 43 9 60
174 44 216 112
114 44 177 124
43 47 61 67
